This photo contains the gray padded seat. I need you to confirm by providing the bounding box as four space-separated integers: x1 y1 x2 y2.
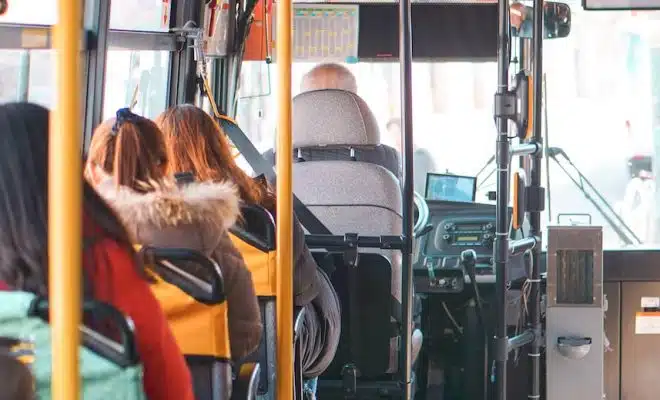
289 89 421 374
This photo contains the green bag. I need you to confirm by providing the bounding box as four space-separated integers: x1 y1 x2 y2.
0 291 146 400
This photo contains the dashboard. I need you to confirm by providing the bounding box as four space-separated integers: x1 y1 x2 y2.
414 200 526 294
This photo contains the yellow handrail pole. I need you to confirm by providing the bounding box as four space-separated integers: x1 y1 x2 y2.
275 0 294 396
526 75 534 140
50 0 83 399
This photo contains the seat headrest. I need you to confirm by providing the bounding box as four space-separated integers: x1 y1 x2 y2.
292 89 381 148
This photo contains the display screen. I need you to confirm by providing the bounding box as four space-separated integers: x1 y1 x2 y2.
425 173 477 202
457 224 480 231
456 236 479 242
274 4 360 63
583 0 660 10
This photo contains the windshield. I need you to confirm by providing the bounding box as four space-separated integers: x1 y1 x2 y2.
236 9 660 250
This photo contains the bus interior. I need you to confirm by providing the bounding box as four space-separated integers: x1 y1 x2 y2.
3 0 660 399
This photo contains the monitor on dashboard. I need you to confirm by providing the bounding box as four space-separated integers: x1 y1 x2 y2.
425 173 477 203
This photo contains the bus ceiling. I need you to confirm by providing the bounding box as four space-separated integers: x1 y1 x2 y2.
583 0 660 10
242 0 572 64
0 0 572 61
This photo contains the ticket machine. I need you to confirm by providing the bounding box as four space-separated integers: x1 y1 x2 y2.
546 226 604 400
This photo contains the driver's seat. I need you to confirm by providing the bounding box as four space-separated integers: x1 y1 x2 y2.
289 89 422 385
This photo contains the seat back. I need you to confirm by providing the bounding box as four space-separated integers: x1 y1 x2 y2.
230 205 277 397
314 252 396 378
0 291 145 399
291 89 404 376
230 205 307 400
230 204 277 298
139 246 232 400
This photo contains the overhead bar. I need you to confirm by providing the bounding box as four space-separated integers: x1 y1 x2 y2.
107 30 179 51
305 234 405 250
0 24 60 49
0 24 177 51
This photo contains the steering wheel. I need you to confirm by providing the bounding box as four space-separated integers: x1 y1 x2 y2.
413 191 432 238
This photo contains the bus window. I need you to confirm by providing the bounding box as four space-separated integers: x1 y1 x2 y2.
0 0 170 31
0 0 57 25
103 50 170 119
0 50 23 103
236 60 497 191
109 0 171 33
0 50 55 108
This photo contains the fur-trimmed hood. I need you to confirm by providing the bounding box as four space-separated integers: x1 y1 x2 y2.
95 177 241 232
91 173 265 361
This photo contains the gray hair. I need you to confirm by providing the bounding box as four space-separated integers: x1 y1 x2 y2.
300 63 358 93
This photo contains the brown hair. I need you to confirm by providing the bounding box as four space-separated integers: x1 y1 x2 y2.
86 109 168 192
155 104 275 210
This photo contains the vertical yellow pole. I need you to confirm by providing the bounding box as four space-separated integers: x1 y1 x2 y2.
526 75 534 140
275 0 294 396
50 0 83 399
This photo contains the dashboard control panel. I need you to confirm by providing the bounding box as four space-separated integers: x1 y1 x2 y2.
434 218 496 252
414 200 516 294
420 255 495 273
421 260 466 293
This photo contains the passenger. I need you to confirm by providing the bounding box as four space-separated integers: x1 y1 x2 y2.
85 108 262 362
300 62 358 93
155 104 341 379
0 103 194 400
385 117 437 194
0 354 34 400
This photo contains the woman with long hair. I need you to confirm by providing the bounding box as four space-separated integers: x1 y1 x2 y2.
0 102 194 400
156 104 341 381
85 108 262 361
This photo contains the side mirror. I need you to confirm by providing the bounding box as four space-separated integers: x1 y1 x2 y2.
511 1 571 40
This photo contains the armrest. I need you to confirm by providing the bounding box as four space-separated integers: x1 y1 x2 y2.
29 297 139 368
140 246 226 305
230 204 276 252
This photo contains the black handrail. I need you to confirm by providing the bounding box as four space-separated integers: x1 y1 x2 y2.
140 246 226 305
29 297 139 368
305 234 404 251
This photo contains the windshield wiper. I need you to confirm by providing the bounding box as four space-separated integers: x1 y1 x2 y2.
546 147 641 246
